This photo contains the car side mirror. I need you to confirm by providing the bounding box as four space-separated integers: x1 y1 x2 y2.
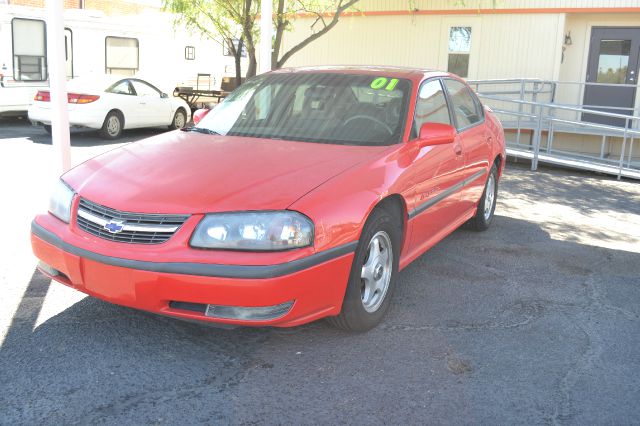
416 122 456 147
192 108 210 125
161 93 169 99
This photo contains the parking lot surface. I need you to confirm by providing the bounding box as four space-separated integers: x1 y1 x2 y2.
1 118 639 425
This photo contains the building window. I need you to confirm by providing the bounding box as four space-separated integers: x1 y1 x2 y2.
223 39 247 57
12 18 47 81
105 36 139 76
447 26 472 78
596 39 631 84
185 46 195 60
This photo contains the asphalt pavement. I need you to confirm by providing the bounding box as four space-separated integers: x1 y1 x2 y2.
1 117 639 425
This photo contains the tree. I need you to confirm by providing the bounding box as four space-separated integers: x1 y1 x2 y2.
163 0 258 87
271 0 360 70
163 0 360 84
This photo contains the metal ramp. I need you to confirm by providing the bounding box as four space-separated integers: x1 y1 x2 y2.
468 79 640 180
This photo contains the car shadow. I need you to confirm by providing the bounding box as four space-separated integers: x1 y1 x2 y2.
28 127 172 147
2 214 639 423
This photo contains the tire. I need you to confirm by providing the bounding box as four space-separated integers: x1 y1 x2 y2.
99 111 124 140
327 206 401 332
467 164 498 231
169 108 187 130
43 125 52 134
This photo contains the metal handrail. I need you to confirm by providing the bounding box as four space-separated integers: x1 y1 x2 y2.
469 78 640 117
474 89 639 179
480 94 640 122
469 78 638 89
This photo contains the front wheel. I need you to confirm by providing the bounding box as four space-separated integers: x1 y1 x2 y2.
467 164 498 231
169 109 187 130
327 206 401 332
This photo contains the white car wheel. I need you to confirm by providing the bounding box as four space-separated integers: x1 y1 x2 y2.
169 109 187 130
100 111 123 140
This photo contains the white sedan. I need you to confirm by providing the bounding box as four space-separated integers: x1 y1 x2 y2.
28 75 191 139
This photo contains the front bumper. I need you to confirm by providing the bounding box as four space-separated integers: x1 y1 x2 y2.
31 217 355 327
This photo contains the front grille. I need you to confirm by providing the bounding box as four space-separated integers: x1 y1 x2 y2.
76 198 189 244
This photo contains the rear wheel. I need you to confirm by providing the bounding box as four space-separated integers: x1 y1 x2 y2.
169 108 187 130
467 164 498 231
327 206 401 332
99 111 123 140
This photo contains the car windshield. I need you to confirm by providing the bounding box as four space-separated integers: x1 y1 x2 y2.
196 72 412 146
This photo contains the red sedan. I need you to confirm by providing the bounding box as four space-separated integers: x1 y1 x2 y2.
31 67 505 331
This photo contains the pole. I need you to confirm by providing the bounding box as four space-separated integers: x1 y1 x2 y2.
259 0 272 74
46 0 71 174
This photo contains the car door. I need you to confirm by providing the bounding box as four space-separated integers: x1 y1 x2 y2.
104 79 139 128
407 78 467 254
130 79 172 127
443 78 490 212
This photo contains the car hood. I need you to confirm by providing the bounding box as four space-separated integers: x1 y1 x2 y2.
63 131 388 214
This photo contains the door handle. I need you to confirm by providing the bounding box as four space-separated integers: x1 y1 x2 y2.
487 136 493 144
140 102 146 105
454 144 463 156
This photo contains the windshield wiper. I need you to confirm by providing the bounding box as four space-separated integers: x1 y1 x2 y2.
181 126 220 135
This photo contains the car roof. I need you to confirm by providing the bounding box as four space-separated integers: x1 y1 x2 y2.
67 74 125 92
270 65 452 81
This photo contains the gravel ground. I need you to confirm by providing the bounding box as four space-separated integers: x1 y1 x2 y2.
1 118 639 425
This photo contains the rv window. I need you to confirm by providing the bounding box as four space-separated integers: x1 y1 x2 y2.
185 46 195 60
12 18 47 81
105 37 139 75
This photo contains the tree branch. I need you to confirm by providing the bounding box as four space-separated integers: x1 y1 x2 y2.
277 0 359 68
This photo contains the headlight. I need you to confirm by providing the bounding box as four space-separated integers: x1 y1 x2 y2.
48 180 75 223
190 211 314 251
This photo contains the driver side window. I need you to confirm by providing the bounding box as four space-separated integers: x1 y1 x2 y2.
413 79 451 137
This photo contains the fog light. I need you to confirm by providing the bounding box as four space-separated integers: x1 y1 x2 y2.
205 301 294 321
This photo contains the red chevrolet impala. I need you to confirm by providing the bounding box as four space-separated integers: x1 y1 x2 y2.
31 67 505 331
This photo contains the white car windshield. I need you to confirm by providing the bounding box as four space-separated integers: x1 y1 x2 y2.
196 73 412 146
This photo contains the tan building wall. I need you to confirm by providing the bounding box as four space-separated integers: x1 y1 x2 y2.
281 12 565 80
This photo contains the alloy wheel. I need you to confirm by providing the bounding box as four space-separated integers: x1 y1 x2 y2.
360 231 393 313
483 173 496 221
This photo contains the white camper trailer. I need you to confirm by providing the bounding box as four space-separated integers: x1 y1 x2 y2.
0 4 245 116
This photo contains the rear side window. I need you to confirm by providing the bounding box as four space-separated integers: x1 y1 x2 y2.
414 79 451 134
107 80 135 95
443 79 482 129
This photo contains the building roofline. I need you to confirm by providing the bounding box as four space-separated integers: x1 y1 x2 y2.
293 7 640 19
